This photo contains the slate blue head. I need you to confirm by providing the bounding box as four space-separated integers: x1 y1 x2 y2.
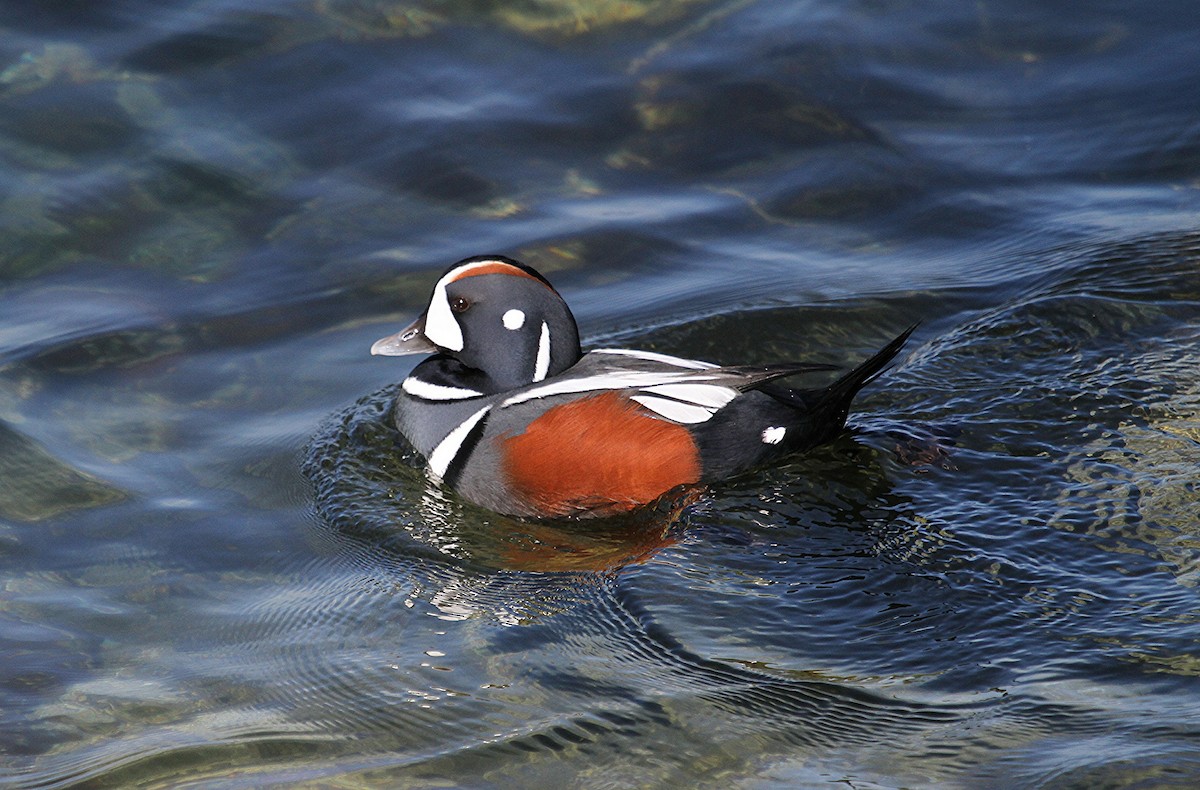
371 255 583 395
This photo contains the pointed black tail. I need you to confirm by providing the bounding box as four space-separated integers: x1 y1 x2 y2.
822 323 917 414
772 324 917 446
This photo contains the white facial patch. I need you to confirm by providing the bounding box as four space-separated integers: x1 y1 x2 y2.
533 321 551 382
423 260 513 351
762 426 786 445
424 284 463 351
502 309 525 330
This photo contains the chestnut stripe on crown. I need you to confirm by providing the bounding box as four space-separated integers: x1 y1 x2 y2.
446 261 554 289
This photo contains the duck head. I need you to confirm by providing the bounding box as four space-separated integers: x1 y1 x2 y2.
372 255 582 394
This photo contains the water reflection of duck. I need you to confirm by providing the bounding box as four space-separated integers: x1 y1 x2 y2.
372 255 914 519
412 476 696 574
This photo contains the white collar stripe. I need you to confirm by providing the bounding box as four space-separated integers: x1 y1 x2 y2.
429 405 491 479
403 377 484 401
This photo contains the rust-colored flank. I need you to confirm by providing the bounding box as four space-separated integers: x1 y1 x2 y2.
500 391 702 517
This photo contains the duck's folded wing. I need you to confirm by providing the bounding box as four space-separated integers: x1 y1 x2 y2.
625 362 839 424
501 351 838 425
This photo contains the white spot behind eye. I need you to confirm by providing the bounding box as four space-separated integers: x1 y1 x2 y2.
762 426 786 445
502 309 526 330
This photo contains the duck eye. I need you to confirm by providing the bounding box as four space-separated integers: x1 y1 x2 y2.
450 296 470 313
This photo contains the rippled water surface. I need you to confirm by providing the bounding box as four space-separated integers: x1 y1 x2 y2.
3 1 1200 787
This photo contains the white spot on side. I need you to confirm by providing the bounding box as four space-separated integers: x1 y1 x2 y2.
533 321 551 382
502 309 525 330
762 426 786 445
429 405 491 479
591 348 718 369
403 376 483 401
631 395 715 424
641 383 738 409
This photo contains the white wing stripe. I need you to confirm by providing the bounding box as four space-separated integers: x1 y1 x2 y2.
631 395 715 424
641 383 738 409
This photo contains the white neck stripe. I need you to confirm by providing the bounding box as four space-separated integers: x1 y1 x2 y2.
533 321 551 382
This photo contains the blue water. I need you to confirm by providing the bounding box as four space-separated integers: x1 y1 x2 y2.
2 1 1200 787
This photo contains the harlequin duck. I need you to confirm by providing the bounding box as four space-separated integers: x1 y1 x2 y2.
372 255 914 519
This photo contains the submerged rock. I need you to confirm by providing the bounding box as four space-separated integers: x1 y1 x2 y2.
615 73 882 176
310 0 713 39
0 421 125 522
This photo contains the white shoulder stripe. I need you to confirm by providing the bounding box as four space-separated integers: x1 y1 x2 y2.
591 348 718 369
533 321 551 382
631 395 715 424
403 377 483 401
502 370 719 407
428 405 491 479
